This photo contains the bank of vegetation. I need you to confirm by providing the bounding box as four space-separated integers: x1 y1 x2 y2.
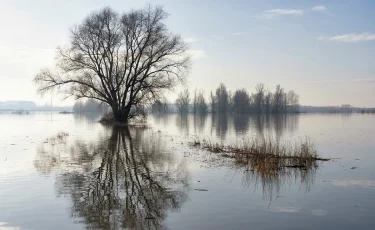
152 83 300 115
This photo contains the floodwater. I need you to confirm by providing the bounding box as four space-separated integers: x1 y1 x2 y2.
0 112 374 230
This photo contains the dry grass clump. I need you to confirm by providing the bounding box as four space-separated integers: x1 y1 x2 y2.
191 137 328 170
44 131 69 145
56 131 69 139
190 137 327 200
99 112 115 124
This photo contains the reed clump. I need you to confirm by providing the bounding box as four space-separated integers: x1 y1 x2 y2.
45 131 69 145
191 137 329 170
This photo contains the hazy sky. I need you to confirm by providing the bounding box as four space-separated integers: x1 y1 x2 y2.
0 0 374 107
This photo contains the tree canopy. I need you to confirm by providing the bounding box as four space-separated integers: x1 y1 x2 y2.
35 6 190 122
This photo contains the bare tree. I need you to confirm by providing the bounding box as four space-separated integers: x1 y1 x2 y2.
195 89 208 114
151 97 169 113
232 89 250 113
273 85 286 113
192 88 198 114
254 83 265 113
73 98 106 113
287 90 300 112
34 6 190 123
264 91 273 113
210 91 216 113
214 83 229 113
175 89 190 113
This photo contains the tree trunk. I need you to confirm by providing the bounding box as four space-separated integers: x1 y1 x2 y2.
113 107 130 123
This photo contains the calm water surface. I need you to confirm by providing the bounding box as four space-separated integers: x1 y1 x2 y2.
0 112 374 229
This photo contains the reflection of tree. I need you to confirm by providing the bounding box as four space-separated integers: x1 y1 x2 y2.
151 112 171 127
211 113 228 140
35 127 190 230
248 114 299 139
253 115 266 136
271 114 286 139
210 114 299 140
175 114 189 136
232 114 250 134
285 114 299 133
270 114 299 139
169 113 299 141
193 113 207 134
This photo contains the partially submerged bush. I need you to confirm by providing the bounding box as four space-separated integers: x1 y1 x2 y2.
99 112 115 124
191 137 328 170
190 136 326 200
99 110 147 125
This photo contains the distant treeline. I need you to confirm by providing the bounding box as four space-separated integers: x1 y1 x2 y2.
152 83 300 114
300 105 375 113
73 99 107 113
74 86 375 115
0 101 36 110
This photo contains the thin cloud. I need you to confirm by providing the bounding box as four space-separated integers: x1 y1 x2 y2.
312 5 327 11
188 49 206 59
265 9 304 15
319 33 375 42
260 9 303 19
183 37 198 43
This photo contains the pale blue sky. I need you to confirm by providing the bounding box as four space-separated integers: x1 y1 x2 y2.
0 0 374 106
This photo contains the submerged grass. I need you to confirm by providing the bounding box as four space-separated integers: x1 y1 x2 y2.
191 137 329 170
191 137 328 200
44 131 69 145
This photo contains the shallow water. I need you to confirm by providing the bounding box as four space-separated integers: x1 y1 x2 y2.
0 112 374 230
